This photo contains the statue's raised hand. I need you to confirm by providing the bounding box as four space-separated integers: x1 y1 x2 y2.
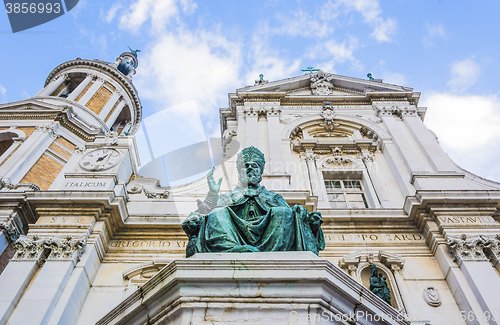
207 167 222 194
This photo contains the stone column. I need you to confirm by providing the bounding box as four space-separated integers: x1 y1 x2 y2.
105 98 126 129
266 107 285 173
98 91 122 121
243 108 259 148
66 74 93 101
0 138 22 166
6 236 87 325
446 234 500 324
390 264 417 319
0 123 58 184
77 76 104 106
0 236 46 325
304 150 328 208
37 74 68 97
299 154 312 193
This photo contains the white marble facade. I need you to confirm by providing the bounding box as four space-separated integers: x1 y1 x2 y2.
0 58 499 325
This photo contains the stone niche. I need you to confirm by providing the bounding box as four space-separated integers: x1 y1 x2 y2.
97 252 409 325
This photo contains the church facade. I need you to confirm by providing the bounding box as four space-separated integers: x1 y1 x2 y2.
0 53 499 325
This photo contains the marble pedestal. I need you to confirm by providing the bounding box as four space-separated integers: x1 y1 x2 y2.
97 252 410 325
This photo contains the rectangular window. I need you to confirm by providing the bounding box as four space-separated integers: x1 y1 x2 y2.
325 179 368 209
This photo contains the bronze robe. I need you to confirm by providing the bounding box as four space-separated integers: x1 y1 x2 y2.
195 185 325 255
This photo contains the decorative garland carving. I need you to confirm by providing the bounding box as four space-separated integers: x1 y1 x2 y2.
319 108 339 132
142 187 170 199
322 156 355 168
127 178 170 200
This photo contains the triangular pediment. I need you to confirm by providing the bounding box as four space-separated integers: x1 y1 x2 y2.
238 71 412 97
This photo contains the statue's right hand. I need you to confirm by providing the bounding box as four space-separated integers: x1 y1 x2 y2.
207 167 222 194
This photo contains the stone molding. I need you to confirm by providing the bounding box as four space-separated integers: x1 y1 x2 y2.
445 234 488 264
13 235 87 263
97 252 410 325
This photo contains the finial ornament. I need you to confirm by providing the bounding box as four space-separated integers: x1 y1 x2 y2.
127 46 141 57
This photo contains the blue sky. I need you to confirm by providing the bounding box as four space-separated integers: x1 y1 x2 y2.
1 0 500 183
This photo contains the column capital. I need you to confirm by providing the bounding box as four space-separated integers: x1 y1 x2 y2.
372 101 417 118
13 235 87 264
482 234 500 265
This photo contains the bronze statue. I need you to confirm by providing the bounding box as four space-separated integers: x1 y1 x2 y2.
369 264 391 305
182 146 325 257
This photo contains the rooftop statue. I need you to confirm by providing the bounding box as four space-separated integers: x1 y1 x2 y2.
182 146 325 258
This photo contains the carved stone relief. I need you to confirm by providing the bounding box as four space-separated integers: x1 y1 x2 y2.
310 71 335 95
445 234 488 264
13 235 87 263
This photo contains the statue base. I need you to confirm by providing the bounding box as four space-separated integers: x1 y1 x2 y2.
97 252 410 325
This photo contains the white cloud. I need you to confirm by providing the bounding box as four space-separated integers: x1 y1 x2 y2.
0 84 6 97
447 58 480 92
134 28 241 116
422 22 446 46
381 72 407 86
79 27 108 54
105 3 122 23
423 93 500 181
307 37 361 73
325 0 396 42
118 0 196 33
275 10 333 38
243 23 302 85
423 93 500 152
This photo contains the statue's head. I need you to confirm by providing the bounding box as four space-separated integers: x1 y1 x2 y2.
236 146 265 187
